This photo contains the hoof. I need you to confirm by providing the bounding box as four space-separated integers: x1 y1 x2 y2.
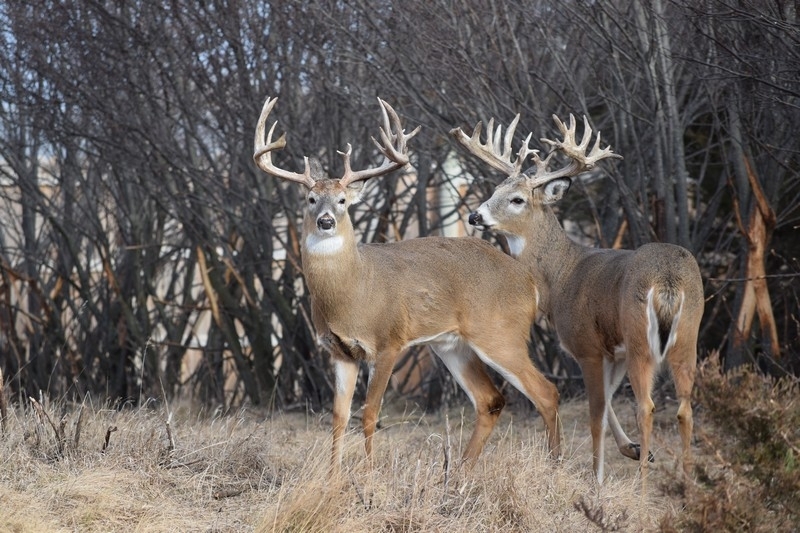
623 443 655 463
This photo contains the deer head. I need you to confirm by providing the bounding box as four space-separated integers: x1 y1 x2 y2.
254 96 421 255
451 114 622 254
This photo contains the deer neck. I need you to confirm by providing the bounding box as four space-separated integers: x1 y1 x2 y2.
301 219 363 315
515 207 585 316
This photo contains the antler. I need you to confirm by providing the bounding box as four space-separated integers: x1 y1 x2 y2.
253 96 316 188
338 98 421 187
451 113 622 186
526 114 622 188
449 114 539 178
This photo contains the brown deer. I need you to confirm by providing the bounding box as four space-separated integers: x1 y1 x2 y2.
451 114 703 487
253 96 562 471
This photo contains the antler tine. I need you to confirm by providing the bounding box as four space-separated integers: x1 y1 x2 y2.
528 113 622 188
450 114 537 178
339 98 421 187
253 96 315 188
586 129 620 166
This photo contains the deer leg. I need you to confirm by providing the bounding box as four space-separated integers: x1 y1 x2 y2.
331 356 359 473
667 341 697 479
603 358 655 463
362 352 397 458
471 341 562 460
431 339 505 463
604 357 633 457
626 347 656 492
581 357 609 483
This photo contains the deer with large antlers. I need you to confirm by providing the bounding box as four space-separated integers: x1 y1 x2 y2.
451 114 703 487
254 96 563 471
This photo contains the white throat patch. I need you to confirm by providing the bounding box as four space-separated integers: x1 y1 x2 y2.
505 235 527 257
305 234 345 255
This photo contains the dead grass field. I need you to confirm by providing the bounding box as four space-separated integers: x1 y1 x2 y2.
0 391 702 533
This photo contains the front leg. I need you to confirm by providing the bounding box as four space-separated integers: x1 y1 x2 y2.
362 350 400 458
311 302 359 472
331 355 358 473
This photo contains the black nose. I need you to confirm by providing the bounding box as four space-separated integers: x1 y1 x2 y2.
317 215 335 231
468 212 482 226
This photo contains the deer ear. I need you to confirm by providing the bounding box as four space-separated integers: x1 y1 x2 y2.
346 180 366 204
541 178 571 204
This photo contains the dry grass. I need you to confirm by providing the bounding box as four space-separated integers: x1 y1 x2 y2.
0 392 694 533
257 403 672 533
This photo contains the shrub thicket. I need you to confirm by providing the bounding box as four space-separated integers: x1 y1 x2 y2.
662 353 799 532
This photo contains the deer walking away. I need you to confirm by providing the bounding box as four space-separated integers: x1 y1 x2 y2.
253 96 563 472
452 113 703 488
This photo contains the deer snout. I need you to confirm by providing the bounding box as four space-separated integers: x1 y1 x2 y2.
317 213 336 231
468 211 483 226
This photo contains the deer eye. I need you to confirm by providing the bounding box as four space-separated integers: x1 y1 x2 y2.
338 198 346 205
308 197 317 205
510 197 525 205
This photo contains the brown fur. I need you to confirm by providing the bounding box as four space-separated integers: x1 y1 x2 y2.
302 178 561 470
452 114 703 491
472 176 703 490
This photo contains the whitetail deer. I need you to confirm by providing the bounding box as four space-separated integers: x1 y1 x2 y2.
253 96 563 471
451 114 703 486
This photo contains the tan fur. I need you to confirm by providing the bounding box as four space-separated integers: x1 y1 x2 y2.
454 115 704 490
254 97 562 473
305 197 561 468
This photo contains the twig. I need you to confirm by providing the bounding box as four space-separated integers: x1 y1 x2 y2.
350 471 370 510
574 495 628 532
706 272 800 282
443 413 452 494
102 426 118 452
0 367 7 435
212 486 247 500
30 397 65 455
73 403 85 450
165 411 176 452
781 431 800 456
58 414 68 453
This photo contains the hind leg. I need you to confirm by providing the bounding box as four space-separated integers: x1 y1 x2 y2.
578 355 610 483
604 357 655 463
667 339 697 479
431 338 506 462
604 357 635 459
625 340 657 493
470 339 562 460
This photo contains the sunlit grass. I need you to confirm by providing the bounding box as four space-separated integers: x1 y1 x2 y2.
0 396 692 532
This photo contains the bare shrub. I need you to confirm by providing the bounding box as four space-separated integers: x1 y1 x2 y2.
660 352 799 532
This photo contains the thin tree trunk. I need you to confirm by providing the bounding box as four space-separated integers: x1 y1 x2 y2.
654 0 691 248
